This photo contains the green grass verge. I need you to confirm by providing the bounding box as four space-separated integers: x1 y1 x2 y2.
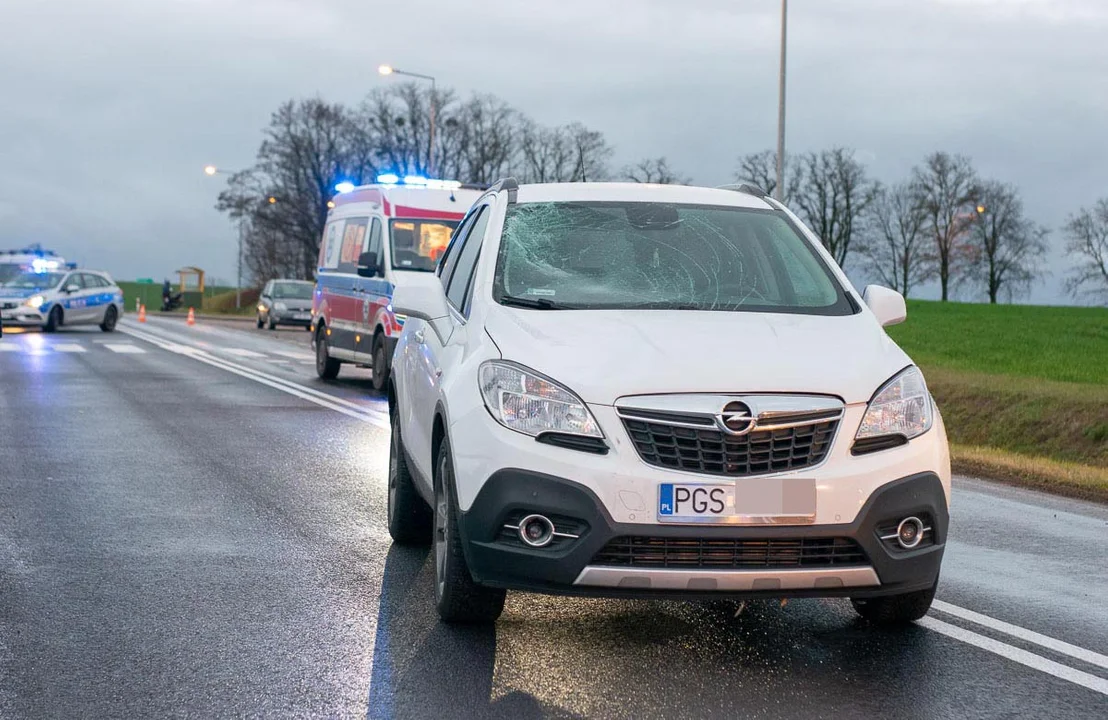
115 282 254 315
887 300 1108 385
888 300 1107 499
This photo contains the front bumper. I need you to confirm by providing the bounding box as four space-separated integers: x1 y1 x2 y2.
270 311 313 326
0 306 45 326
459 470 947 600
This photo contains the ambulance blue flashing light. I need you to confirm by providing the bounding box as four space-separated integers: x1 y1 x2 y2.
375 173 461 190
334 181 356 194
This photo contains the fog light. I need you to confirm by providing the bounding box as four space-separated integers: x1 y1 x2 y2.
896 516 924 549
518 514 555 548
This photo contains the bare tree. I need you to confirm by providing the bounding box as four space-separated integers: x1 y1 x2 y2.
452 93 519 184
357 83 459 179
967 181 1048 303
789 148 877 267
912 152 980 301
566 122 612 182
622 156 689 184
861 182 933 297
735 150 796 200
1063 198 1108 303
216 99 364 281
517 121 611 183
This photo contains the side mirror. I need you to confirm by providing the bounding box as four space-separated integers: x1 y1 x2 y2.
357 251 379 278
391 273 450 323
863 284 907 327
64 283 80 294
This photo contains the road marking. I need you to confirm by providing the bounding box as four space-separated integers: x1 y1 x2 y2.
53 344 87 353
119 325 389 428
0 345 19 352
222 348 266 358
919 617 1108 696
932 600 1108 670
269 349 312 360
104 344 146 354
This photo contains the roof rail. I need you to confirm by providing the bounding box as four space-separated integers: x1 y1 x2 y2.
717 183 770 200
490 177 520 203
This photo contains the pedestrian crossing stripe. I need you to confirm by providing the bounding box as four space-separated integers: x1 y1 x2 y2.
104 344 146 354
269 349 311 360
53 344 87 353
222 348 266 358
0 345 19 352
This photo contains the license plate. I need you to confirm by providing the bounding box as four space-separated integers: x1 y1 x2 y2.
295 313 310 320
658 479 816 524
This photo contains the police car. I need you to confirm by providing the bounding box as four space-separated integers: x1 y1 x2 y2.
0 267 124 332
0 248 68 284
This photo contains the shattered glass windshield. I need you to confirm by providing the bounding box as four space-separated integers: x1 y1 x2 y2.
492 202 855 314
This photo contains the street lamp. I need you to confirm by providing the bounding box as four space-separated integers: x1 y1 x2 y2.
775 0 787 202
378 64 437 177
203 164 248 308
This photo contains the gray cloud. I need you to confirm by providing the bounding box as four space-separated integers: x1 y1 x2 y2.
2 0 1105 302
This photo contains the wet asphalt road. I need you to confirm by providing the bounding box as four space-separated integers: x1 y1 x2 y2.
0 316 1105 719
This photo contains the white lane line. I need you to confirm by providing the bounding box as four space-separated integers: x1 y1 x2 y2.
919 617 1108 696
105 344 146 354
53 344 87 353
0 345 20 352
119 326 389 428
270 349 312 360
221 348 266 358
933 600 1108 671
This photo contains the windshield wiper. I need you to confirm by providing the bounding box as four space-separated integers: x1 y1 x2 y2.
498 295 570 310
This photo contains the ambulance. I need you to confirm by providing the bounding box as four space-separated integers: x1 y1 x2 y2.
312 175 484 391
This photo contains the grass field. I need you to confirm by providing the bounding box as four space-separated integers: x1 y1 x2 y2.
116 282 254 315
887 300 1108 500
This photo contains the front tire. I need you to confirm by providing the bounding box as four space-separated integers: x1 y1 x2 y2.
256 314 264 329
315 325 341 380
100 306 118 332
371 335 389 392
387 412 432 545
433 437 505 624
852 582 937 625
43 306 62 333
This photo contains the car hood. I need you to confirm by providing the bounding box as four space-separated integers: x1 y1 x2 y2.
483 307 912 406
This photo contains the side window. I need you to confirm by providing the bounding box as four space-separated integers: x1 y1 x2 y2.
66 273 85 289
94 275 111 288
262 281 272 297
366 218 383 266
321 219 344 270
446 207 489 312
437 211 478 291
338 217 369 274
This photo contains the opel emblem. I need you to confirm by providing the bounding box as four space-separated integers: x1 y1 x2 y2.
718 401 755 435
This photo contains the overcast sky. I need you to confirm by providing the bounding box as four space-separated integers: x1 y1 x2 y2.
2 0 1106 303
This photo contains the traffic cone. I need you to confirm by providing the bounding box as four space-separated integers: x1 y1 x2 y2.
138 304 146 323
187 307 196 326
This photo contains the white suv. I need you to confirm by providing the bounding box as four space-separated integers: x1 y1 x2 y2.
387 180 950 626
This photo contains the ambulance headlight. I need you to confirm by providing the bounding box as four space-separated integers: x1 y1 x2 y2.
25 294 45 309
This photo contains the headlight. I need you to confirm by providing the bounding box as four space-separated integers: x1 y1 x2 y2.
25 295 45 309
274 302 287 311
856 366 933 441
257 304 266 312
478 361 602 438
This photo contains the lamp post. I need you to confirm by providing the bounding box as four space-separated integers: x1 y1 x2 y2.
203 165 247 309
775 0 787 202
378 65 437 177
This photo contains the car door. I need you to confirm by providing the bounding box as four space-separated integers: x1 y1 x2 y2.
357 217 386 358
334 216 369 359
59 273 91 323
408 204 491 477
400 207 479 478
84 274 113 323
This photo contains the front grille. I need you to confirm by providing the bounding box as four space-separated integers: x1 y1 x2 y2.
620 410 839 477
593 536 867 569
1 302 17 310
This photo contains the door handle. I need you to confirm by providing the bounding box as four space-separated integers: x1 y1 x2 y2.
413 330 425 344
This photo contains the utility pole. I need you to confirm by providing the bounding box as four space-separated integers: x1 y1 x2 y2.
775 0 787 201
